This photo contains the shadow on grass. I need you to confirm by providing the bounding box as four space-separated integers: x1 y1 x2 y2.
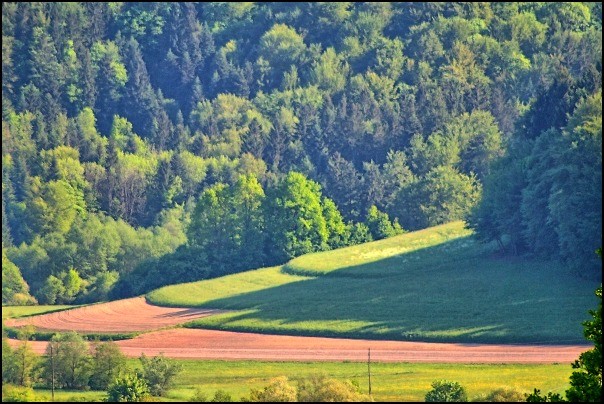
188 236 600 344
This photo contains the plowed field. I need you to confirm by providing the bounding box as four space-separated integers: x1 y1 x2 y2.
8 328 589 364
5 298 589 363
4 297 223 333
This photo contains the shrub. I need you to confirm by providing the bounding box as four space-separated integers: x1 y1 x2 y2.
138 353 182 397
297 373 368 402
472 388 527 402
1 384 37 402
107 373 149 402
425 380 468 402
211 390 232 402
248 376 297 402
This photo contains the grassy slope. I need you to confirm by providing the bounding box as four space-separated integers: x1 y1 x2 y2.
2 305 77 320
149 221 600 343
33 359 574 402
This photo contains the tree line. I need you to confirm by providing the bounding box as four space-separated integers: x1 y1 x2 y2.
2 2 602 304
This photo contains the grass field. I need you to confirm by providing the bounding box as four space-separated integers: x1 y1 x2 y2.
148 222 601 344
31 359 573 402
2 305 76 320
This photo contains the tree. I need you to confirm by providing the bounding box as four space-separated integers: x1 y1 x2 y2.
107 373 149 402
44 332 91 390
365 205 404 240
2 250 36 305
527 283 602 402
264 172 329 263
396 166 481 230
89 340 127 390
138 353 182 397
11 342 38 388
425 380 468 402
4 327 38 388
565 284 602 402
2 335 18 385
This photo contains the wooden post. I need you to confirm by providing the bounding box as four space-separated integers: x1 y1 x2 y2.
50 344 55 402
367 348 372 396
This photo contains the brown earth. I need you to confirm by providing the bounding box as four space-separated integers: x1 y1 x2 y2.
8 328 589 363
5 298 590 363
4 297 224 333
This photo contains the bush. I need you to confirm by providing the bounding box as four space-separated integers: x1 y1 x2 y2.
1 384 37 402
211 390 232 402
107 373 149 402
296 373 368 402
188 388 209 402
248 376 297 402
138 353 182 397
425 380 468 402
472 388 527 402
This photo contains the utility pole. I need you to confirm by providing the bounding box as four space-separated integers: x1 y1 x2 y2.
50 344 55 402
367 348 372 397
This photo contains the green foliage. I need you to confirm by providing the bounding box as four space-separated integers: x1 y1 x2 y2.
210 390 233 402
525 389 565 402
365 205 404 240
89 340 127 390
10 341 39 387
106 373 150 402
296 373 368 402
248 376 297 402
476 388 526 402
2 2 601 303
2 250 36 305
264 172 329 263
565 285 602 402
425 380 468 402
138 353 183 397
44 331 91 390
188 174 265 274
397 166 481 230
2 335 38 388
1 384 38 402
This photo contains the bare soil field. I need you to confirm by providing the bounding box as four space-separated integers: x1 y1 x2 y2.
4 297 223 333
8 328 589 364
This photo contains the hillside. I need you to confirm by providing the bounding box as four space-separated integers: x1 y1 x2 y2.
3 3 601 306
148 222 600 344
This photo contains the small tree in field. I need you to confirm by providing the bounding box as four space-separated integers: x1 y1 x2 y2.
107 373 149 402
89 340 127 390
138 353 182 396
43 331 91 390
425 380 468 402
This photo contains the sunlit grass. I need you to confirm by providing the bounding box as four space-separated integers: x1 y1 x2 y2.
32 360 574 402
2 305 77 320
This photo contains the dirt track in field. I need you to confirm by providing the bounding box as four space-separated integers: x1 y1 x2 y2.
8 328 589 364
4 297 224 333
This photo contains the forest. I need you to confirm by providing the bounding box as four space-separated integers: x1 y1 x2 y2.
2 2 602 305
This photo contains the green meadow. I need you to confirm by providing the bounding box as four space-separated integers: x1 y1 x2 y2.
1 305 76 320
148 222 600 344
31 359 573 402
